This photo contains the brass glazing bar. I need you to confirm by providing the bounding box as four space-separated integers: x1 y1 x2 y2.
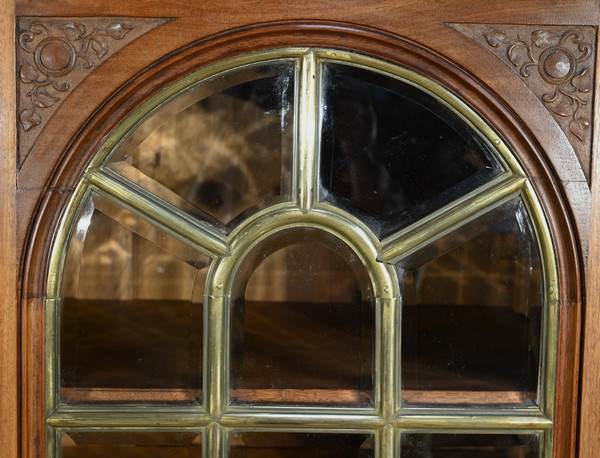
86 168 229 258
522 182 559 420
219 412 386 429
46 426 59 458
393 413 553 430
211 203 397 299
46 409 212 428
46 183 92 300
206 295 227 418
45 299 59 415
380 175 526 263
297 51 319 212
381 424 395 458
207 423 225 457
380 298 397 420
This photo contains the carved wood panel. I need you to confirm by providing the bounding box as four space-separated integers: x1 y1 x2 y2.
16 17 169 167
451 24 596 182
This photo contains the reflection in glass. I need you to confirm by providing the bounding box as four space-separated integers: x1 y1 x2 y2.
60 431 202 458
60 195 207 403
230 228 375 406
397 199 542 405
401 433 539 457
320 63 503 238
230 432 373 458
109 62 295 230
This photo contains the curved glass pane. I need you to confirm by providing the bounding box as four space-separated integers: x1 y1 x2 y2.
109 62 295 231
397 198 543 406
320 63 503 238
60 193 208 404
230 228 375 407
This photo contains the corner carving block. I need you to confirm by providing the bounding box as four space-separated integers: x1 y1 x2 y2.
450 23 596 181
16 17 170 168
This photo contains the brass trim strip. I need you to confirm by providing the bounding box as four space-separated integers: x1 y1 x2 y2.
46 184 92 300
86 168 229 258
218 412 387 429
207 423 224 457
379 175 526 263
381 297 398 420
393 414 553 430
382 424 394 458
211 203 397 300
206 295 227 417
297 51 319 212
47 409 212 428
45 298 59 415
46 425 59 457
522 181 559 421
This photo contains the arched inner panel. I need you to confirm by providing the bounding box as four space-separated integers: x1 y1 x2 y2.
230 227 376 407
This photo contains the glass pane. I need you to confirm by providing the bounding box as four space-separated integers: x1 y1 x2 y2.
61 431 202 458
397 199 542 405
60 195 208 403
230 432 373 457
109 62 295 230
230 228 375 406
401 433 539 457
320 63 503 238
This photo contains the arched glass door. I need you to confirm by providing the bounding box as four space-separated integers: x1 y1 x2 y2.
47 49 557 457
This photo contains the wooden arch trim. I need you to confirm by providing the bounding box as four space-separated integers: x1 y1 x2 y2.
18 20 583 458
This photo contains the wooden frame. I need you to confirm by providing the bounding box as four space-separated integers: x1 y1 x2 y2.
0 1 18 457
0 1 599 456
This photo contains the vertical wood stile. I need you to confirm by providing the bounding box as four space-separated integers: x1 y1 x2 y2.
0 1 18 457
578 14 600 455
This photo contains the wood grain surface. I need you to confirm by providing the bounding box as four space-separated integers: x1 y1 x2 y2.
0 0 18 457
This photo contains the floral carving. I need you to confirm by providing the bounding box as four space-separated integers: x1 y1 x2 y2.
18 21 134 131
483 29 592 142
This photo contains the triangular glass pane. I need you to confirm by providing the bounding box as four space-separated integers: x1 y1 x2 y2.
109 61 295 231
319 63 504 238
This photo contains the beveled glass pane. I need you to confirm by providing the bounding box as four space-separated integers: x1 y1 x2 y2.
61 431 202 458
60 195 207 403
230 432 374 457
230 228 375 406
397 199 542 405
109 62 295 230
401 433 539 457
320 63 503 238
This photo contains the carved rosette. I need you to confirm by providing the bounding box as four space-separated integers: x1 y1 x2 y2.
450 24 596 180
17 18 169 168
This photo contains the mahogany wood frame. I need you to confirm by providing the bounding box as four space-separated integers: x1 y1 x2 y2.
1 1 599 457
